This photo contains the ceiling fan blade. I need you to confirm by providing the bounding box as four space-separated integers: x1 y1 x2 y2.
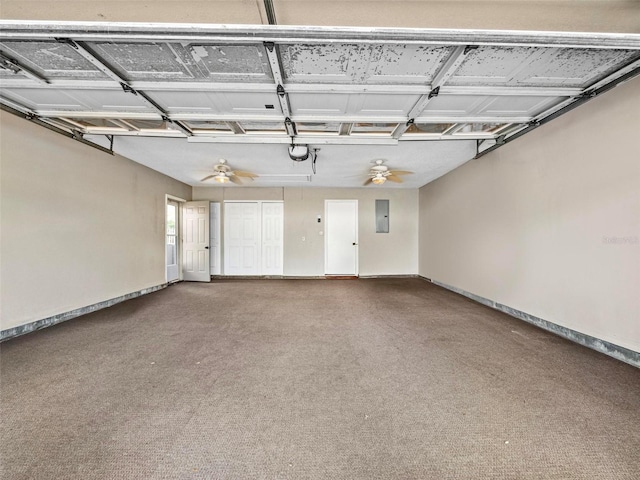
200 175 216 181
233 171 257 178
388 170 413 176
386 174 404 183
363 177 373 186
229 175 242 185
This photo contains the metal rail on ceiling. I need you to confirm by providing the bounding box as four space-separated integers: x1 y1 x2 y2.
1 21 640 49
475 63 640 159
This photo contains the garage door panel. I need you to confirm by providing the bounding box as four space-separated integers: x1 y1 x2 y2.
153 90 281 116
1 41 107 79
1 87 153 113
290 92 419 117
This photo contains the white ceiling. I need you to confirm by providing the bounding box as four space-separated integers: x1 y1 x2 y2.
1 4 639 188
85 134 476 188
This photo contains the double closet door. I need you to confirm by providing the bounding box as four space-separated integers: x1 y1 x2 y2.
224 201 283 276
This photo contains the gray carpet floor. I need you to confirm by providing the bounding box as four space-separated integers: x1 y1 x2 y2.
1 278 639 479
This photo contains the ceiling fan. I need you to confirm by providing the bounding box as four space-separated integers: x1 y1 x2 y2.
201 159 257 184
364 160 413 186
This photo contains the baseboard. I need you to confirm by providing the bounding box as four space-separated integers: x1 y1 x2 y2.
359 274 419 279
420 276 639 368
0 283 167 342
211 275 286 279
212 274 418 280
280 276 327 279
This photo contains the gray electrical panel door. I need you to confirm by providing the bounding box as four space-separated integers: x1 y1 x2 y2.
375 199 389 233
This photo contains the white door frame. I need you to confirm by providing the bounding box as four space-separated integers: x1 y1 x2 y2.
165 194 186 283
210 202 222 275
325 199 359 276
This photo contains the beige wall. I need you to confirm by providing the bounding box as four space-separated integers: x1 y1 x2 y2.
2 1 638 33
0 113 192 331
193 187 284 202
193 186 419 277
284 187 418 276
419 75 640 352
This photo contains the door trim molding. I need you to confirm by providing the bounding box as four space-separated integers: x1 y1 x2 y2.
209 202 222 275
165 194 186 283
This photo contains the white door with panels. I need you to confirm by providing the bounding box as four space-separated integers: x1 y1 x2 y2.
183 201 210 282
224 201 283 276
262 202 284 275
210 202 221 275
325 200 358 276
224 202 261 275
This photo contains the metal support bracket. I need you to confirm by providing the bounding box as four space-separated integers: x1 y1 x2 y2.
264 40 296 135
120 82 137 95
1 101 115 155
394 46 469 139
53 37 191 136
284 117 297 136
579 91 598 99
464 45 479 55
0 51 49 84
475 64 640 159
263 0 278 25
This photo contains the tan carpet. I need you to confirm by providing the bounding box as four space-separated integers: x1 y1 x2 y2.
1 278 639 479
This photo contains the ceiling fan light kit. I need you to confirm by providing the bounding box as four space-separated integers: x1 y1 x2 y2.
214 173 229 184
201 159 257 185
365 160 413 186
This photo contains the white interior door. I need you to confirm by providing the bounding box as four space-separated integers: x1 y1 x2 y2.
262 202 284 275
166 200 180 283
183 201 210 282
224 202 260 275
325 200 358 276
210 202 221 275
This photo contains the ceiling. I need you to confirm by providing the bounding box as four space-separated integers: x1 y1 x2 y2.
1 14 639 187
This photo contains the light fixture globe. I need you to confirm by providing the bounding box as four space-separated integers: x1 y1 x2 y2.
372 174 386 185
214 173 229 183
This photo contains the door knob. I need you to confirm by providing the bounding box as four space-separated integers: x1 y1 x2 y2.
352 243 358 246
205 246 209 249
